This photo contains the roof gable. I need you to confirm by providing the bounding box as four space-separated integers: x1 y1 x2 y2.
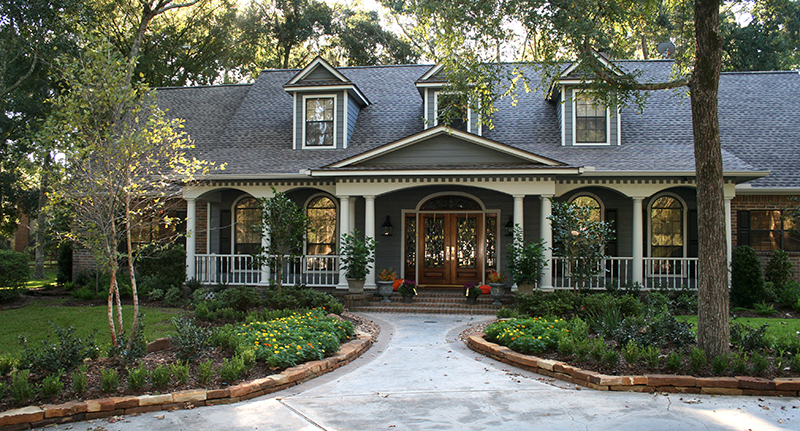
286 56 351 85
326 126 566 169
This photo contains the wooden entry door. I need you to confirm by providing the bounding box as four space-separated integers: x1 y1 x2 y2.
417 213 483 286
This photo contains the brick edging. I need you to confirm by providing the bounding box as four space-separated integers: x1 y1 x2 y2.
467 333 800 397
0 335 373 430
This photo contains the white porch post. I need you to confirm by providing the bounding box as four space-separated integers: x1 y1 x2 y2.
540 195 553 291
337 196 351 290
632 197 644 286
512 195 525 292
364 195 377 290
349 198 357 235
185 198 196 281
725 197 733 270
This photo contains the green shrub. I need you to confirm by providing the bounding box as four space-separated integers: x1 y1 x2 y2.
185 277 202 292
108 313 147 364
730 323 769 351
603 349 619 367
765 249 793 290
72 287 96 300
496 307 518 319
150 365 171 389
581 293 642 318
790 353 800 373
56 241 73 285
567 316 589 341
514 291 582 319
643 345 660 368
163 286 184 306
484 317 568 355
586 306 624 337
219 355 247 383
557 332 575 356
100 368 120 393
689 347 707 374
753 301 777 316
217 285 261 311
0 354 19 375
589 337 607 362
147 288 165 301
751 351 769 375
198 359 214 385
665 351 683 372
193 288 213 304
171 317 213 363
71 364 88 394
731 351 749 374
614 296 694 349
127 363 148 391
0 382 5 399
777 281 800 309
171 361 190 385
621 340 641 364
730 245 766 308
19 324 99 374
10 370 34 404
0 249 29 302
573 338 591 363
41 371 65 399
135 244 186 289
711 354 729 375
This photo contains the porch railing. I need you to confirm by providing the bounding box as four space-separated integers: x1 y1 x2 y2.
550 256 699 291
194 254 339 287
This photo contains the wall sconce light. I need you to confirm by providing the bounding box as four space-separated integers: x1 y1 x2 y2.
382 216 393 236
505 217 514 236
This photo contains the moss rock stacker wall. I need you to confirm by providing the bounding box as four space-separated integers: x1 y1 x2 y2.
467 334 800 397
0 334 372 430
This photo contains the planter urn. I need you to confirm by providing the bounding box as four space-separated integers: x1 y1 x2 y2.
347 278 365 294
489 283 505 305
377 280 394 303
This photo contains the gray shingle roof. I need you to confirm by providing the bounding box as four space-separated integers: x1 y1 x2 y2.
156 62 800 188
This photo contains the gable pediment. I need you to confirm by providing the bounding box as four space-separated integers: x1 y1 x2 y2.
284 56 370 106
326 126 566 170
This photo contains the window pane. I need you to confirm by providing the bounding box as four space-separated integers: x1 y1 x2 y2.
235 198 261 254
306 121 333 147
785 230 800 251
751 211 781 230
575 94 606 144
751 231 781 251
307 196 336 255
651 197 683 249
306 98 333 121
572 196 601 222
437 93 468 131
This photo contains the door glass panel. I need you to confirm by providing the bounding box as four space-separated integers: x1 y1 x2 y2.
424 216 445 267
457 215 477 268
485 215 497 268
405 216 416 267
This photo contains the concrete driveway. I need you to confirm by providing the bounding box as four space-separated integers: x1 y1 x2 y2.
39 313 800 431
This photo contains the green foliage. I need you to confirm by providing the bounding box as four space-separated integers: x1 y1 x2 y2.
253 188 310 291
765 249 794 288
71 287 96 301
18 324 99 374
10 370 34 404
586 306 623 337
135 244 187 290
185 277 202 292
602 349 619 367
217 285 262 311
753 301 777 316
71 364 88 394
614 298 694 349
506 226 547 286
56 242 73 285
776 281 800 309
339 229 377 280
234 309 354 368
791 353 800 373
127 363 147 391
484 317 568 355
731 351 749 374
548 200 614 291
589 336 607 362
496 307 519 319
108 313 147 363
0 249 29 301
171 317 213 363
621 340 641 364
147 288 165 301
689 347 707 374
100 368 120 393
643 345 660 369
567 316 589 342
731 245 766 308
750 351 769 375
219 355 248 383
163 286 184 306
40 370 64 399
398 279 417 297
0 354 19 375
665 351 683 373
171 360 190 385
731 323 769 351
711 354 729 375
198 359 214 385
557 332 575 356
514 291 582 319
150 365 171 389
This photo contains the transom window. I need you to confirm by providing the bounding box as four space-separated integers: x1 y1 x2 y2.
650 196 684 258
306 196 337 255
575 93 607 144
738 210 800 251
235 197 261 255
305 97 334 147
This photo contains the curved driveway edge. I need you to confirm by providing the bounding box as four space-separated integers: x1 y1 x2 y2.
467 333 800 397
0 334 373 430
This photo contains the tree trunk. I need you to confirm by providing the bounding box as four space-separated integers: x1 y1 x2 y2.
108 256 118 347
691 0 729 359
125 194 140 351
33 156 51 279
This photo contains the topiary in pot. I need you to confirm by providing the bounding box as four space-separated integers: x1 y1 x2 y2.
506 226 547 293
340 229 376 293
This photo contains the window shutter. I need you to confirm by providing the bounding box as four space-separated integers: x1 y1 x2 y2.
738 210 750 246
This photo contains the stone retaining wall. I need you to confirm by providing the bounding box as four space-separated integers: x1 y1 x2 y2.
467 334 800 397
0 334 372 430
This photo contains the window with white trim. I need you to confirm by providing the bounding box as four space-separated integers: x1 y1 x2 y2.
574 93 607 144
650 195 684 258
305 97 334 147
235 197 261 255
435 92 468 132
306 196 337 255
738 210 800 251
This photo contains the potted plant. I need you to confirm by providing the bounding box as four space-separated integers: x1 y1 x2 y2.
398 279 418 303
340 229 377 294
506 226 548 294
487 271 506 305
377 268 397 303
464 282 482 305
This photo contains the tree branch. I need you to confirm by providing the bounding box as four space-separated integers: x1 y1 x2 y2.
2 52 38 98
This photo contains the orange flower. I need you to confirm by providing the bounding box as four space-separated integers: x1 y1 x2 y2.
393 278 404 290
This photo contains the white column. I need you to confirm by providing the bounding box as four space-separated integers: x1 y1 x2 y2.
185 198 197 282
364 195 377 290
513 195 525 237
725 197 733 271
540 195 553 291
337 196 351 290
632 197 644 286
349 198 357 235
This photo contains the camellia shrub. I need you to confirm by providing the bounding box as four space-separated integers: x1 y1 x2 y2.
730 245 765 308
484 317 569 354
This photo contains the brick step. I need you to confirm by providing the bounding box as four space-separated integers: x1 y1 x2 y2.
349 290 511 315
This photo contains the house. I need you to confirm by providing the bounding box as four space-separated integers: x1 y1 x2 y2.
146 57 800 291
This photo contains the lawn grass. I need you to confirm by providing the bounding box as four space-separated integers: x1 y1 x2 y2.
0 298 183 356
678 315 800 348
24 266 57 290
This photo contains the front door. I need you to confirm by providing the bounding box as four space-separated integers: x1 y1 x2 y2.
417 213 483 286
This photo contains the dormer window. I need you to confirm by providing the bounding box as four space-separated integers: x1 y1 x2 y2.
574 92 608 144
435 92 468 132
305 96 335 147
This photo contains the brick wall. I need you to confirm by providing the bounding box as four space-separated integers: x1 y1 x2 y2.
72 245 97 277
731 194 800 281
